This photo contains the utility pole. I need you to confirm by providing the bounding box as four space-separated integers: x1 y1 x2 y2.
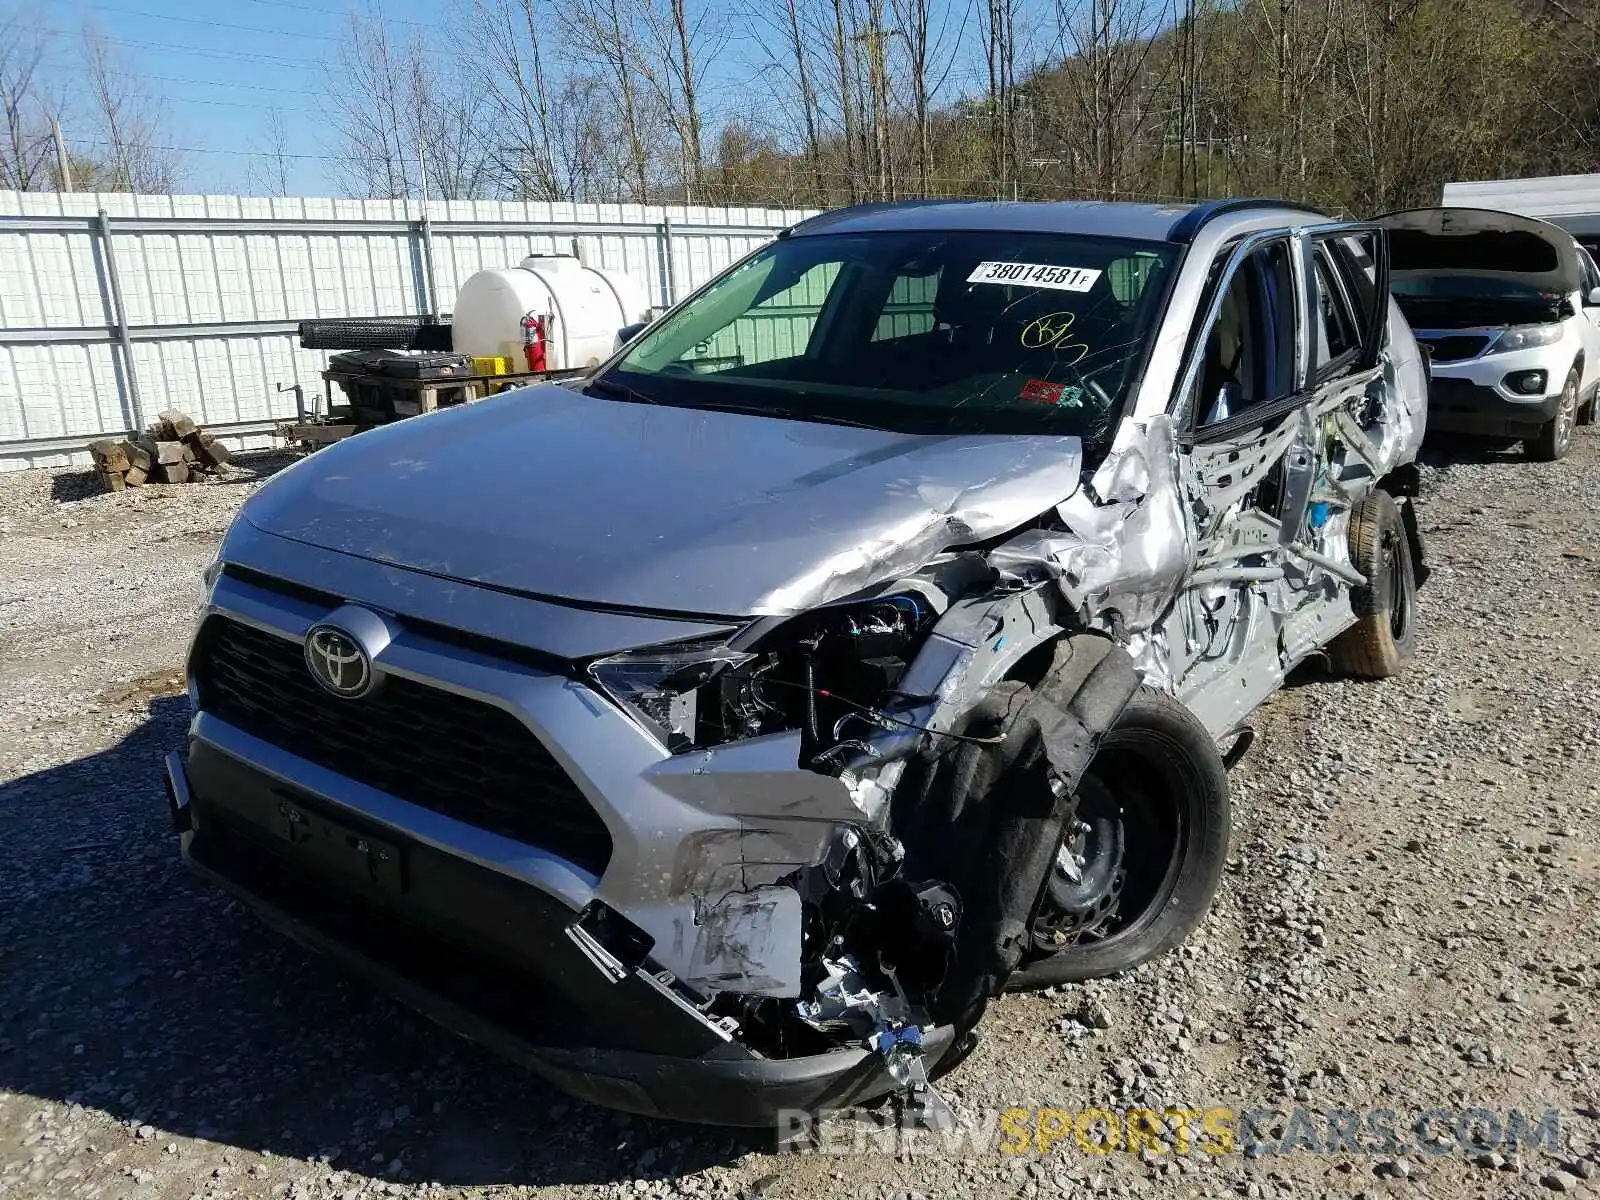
51 117 74 192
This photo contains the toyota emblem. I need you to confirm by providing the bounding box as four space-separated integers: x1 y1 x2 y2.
304 623 376 699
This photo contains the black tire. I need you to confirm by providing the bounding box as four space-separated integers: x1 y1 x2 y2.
1329 489 1416 679
1580 380 1600 427
1004 687 1230 988
1528 368 1579 460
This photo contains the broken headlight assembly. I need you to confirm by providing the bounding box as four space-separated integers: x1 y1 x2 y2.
587 594 936 757
587 640 757 750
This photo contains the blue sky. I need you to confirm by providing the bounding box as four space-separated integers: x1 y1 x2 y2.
38 0 1015 197
46 0 463 195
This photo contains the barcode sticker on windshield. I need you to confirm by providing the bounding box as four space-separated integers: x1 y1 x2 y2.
967 261 1102 292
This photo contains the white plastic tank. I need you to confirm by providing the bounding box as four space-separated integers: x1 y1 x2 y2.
451 254 651 371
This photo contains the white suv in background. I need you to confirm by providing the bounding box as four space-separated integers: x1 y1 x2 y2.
1382 207 1600 460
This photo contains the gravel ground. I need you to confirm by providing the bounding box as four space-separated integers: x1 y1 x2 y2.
2 435 1598 1200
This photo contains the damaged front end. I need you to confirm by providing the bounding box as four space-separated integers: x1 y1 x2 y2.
562 629 1144 1124
558 450 1180 1123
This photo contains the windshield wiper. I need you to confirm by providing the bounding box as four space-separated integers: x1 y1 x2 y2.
585 376 660 405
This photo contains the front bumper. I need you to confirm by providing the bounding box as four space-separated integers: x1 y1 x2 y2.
1425 376 1562 437
1422 343 1568 437
166 744 953 1124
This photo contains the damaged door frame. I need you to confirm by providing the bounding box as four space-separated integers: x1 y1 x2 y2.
1158 220 1396 737
1171 220 1392 437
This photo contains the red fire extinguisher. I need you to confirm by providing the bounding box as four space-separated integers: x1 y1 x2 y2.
521 312 548 374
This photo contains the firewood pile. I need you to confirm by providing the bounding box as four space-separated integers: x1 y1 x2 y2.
87 410 232 492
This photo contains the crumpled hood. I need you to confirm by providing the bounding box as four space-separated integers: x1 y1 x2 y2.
242 385 1084 618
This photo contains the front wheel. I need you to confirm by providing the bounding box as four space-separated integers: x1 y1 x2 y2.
1005 687 1230 988
1528 368 1579 460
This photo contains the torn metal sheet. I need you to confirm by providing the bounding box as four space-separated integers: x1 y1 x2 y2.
988 414 1195 632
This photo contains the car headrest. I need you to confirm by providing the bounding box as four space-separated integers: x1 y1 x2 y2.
934 270 1013 330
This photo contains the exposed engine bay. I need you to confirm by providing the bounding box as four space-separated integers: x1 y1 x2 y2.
1392 292 1565 331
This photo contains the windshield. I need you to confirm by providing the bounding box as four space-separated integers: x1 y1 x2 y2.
1390 274 1549 301
600 230 1178 445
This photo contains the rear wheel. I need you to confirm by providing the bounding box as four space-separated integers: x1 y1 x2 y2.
1330 489 1417 679
1528 368 1579 460
1005 687 1230 988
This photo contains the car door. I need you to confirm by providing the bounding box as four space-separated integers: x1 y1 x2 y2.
1167 222 1393 735
1575 247 1600 399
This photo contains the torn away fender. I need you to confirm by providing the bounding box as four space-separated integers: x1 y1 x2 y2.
893 635 1141 1031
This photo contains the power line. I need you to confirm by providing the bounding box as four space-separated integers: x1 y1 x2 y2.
75 137 333 160
92 35 320 68
175 95 320 111
138 73 312 95
237 0 444 31
38 58 316 93
90 30 458 68
87 4 341 41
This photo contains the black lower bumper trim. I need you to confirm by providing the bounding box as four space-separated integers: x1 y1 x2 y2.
169 744 950 1125
1428 378 1559 436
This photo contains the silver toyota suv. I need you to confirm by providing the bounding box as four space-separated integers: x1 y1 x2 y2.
166 199 1429 1126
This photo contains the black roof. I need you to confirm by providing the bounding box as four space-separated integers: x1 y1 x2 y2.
782 197 1327 244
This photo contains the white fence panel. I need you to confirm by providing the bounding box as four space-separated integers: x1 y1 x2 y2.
0 190 814 470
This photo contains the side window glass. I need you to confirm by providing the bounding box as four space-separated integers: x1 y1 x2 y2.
1312 244 1360 373
1196 240 1297 428
1330 232 1382 346
686 261 841 371
1107 252 1164 303
871 269 939 342
1580 249 1600 296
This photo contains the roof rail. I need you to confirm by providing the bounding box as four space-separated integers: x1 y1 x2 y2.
1166 197 1329 243
781 198 985 238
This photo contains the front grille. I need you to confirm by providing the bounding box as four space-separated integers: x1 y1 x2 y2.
193 616 613 876
1419 334 1489 363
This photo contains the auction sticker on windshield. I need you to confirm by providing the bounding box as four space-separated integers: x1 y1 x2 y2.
967 261 1103 292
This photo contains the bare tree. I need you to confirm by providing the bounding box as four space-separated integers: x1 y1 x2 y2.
827 0 862 199
1036 0 1174 198
857 0 893 198
324 9 413 198
324 7 492 201
455 0 567 199
980 0 1018 192
783 0 828 196
632 0 715 198
0 9 53 190
246 108 293 197
406 51 492 199
561 0 655 200
79 24 181 192
889 0 935 195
